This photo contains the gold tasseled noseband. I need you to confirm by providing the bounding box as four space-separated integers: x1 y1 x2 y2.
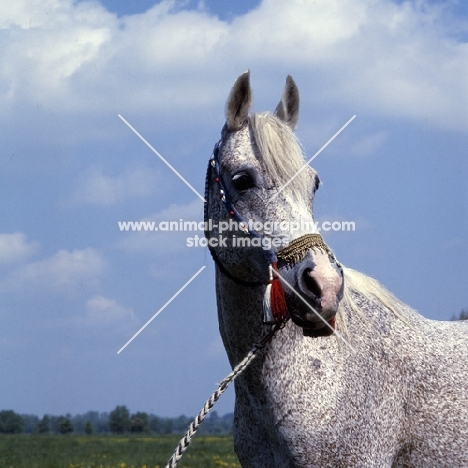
277 233 332 265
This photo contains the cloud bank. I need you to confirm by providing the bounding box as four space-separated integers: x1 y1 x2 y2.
0 0 466 134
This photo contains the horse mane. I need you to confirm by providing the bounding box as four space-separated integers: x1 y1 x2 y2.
339 267 412 334
249 112 311 200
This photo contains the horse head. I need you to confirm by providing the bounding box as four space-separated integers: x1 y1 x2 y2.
205 71 343 337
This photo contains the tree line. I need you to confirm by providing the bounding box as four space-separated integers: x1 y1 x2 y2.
0 406 233 436
451 309 468 321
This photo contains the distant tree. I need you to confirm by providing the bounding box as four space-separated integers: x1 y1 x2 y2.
84 421 94 435
48 415 60 434
65 411 106 435
75 411 108 434
451 309 468 321
0 410 24 434
97 412 110 434
149 416 174 434
109 405 130 434
162 418 173 434
149 415 162 433
130 412 150 433
35 415 50 434
21 414 40 434
57 416 73 434
173 415 190 433
199 411 234 435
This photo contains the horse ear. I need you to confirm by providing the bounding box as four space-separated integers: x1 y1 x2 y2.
226 71 252 131
275 75 299 130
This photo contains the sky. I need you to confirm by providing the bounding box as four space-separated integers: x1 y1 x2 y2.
0 0 467 419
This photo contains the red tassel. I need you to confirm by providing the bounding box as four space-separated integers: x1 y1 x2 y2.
270 263 288 321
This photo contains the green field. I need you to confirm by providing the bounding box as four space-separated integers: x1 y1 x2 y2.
0 434 241 468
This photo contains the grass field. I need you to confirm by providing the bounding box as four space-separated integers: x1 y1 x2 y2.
0 434 241 468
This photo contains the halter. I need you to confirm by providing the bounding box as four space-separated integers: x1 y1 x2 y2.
204 139 339 326
204 141 276 285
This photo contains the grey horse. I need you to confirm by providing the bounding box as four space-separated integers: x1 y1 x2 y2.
204 71 468 467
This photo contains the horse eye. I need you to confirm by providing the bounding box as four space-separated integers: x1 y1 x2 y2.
313 175 321 192
232 172 255 191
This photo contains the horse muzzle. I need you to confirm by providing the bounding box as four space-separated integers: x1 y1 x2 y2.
278 249 344 337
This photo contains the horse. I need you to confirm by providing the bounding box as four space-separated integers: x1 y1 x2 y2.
204 71 468 467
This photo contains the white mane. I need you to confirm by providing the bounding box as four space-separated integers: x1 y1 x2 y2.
339 267 412 335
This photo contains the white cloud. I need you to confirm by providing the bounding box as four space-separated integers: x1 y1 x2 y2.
83 295 138 327
0 0 115 105
205 336 225 359
0 247 107 294
232 0 367 56
48 294 139 329
0 0 110 29
350 131 389 157
0 0 466 130
68 165 163 206
117 198 204 255
0 232 39 264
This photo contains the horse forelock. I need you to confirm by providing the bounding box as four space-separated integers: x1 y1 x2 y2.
248 112 312 199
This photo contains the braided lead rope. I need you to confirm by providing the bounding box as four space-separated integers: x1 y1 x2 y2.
165 320 287 468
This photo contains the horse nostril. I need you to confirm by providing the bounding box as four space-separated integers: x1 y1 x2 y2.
303 268 322 298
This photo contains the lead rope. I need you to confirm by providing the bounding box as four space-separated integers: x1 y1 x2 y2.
164 320 287 468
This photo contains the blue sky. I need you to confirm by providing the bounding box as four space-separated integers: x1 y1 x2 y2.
0 0 467 419
95 0 261 19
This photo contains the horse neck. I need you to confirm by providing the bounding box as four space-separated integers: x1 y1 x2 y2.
215 268 267 367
